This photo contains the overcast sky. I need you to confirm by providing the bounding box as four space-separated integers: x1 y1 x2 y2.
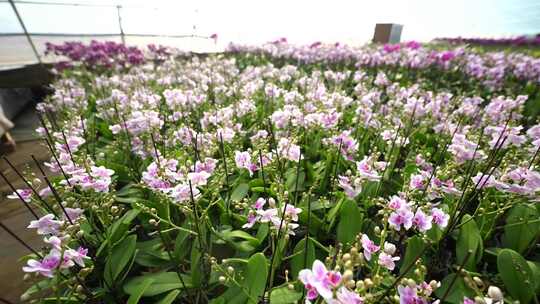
1 0 539 45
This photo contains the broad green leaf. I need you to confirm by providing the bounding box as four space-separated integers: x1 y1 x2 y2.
127 278 155 304
269 286 302 304
456 215 482 271
298 203 323 235
173 229 190 261
325 197 344 230
255 223 269 243
191 244 202 287
527 261 540 293
211 285 246 304
134 249 169 268
221 230 260 246
96 209 140 257
400 236 426 280
156 289 180 304
434 273 475 304
41 298 79 303
290 238 316 279
124 272 192 297
286 168 305 192
337 200 363 245
215 229 261 252
231 183 249 201
110 209 140 244
497 249 536 304
116 183 143 197
249 178 264 188
244 253 268 303
105 234 137 286
501 204 540 253
21 279 52 300
317 155 333 193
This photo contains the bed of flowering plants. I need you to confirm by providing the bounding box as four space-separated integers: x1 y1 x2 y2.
3 40 540 304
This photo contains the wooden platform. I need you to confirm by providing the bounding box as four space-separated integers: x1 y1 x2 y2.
0 106 50 302
0 140 51 303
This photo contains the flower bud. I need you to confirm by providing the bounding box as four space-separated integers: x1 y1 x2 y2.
76 285 84 293
384 242 396 255
218 276 226 284
364 278 373 288
472 276 484 288
474 296 486 304
343 270 354 282
487 286 503 302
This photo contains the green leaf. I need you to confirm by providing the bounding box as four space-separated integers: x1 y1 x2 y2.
434 273 475 304
501 204 540 253
211 285 246 304
269 286 302 304
244 253 268 303
231 183 250 201
527 261 540 293
21 279 52 300
325 197 343 230
156 289 180 304
221 230 260 247
336 200 363 245
105 234 137 287
96 209 140 257
134 247 169 268
286 168 305 192
110 209 140 244
191 245 202 287
400 236 426 279
456 215 482 271
497 249 536 304
215 229 261 252
255 223 269 243
116 183 143 197
173 229 190 261
41 298 79 303
290 238 315 279
318 154 334 193
127 278 155 304
124 272 192 297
